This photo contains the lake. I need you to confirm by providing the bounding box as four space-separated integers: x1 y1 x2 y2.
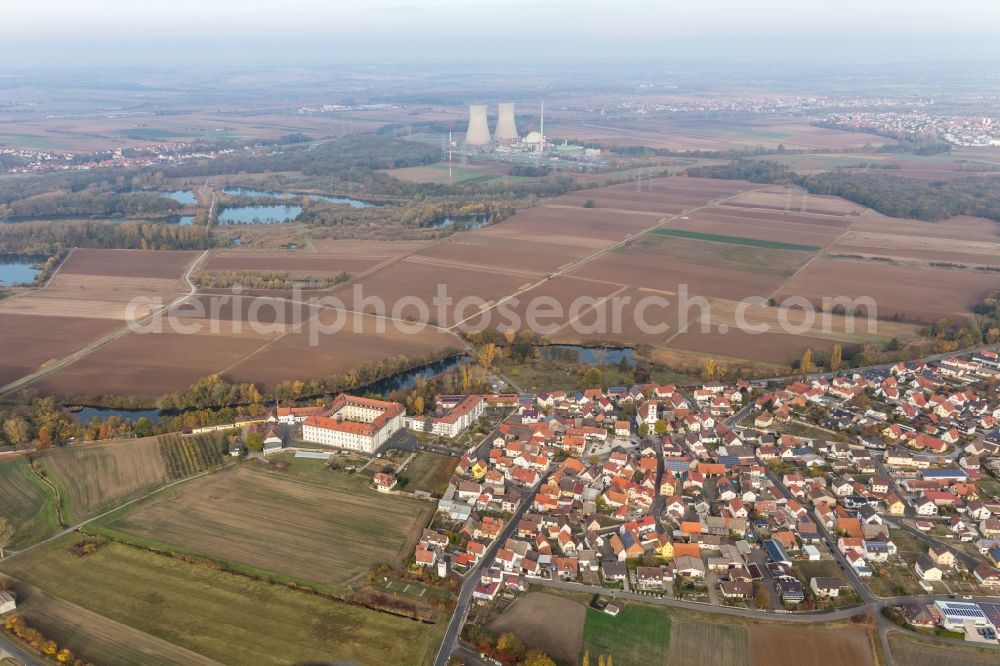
541 345 636 366
218 205 303 225
71 406 162 424
222 187 375 208
0 255 44 286
161 190 197 205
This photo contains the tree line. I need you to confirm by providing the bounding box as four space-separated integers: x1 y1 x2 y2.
191 270 349 290
685 159 1000 223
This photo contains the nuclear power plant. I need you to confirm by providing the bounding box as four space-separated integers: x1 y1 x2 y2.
494 102 518 142
454 101 602 173
464 104 491 146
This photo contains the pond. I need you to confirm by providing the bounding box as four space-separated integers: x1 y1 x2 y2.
165 215 195 226
217 205 303 225
160 190 197 205
71 406 163 424
222 187 376 208
0 255 45 286
540 345 636 366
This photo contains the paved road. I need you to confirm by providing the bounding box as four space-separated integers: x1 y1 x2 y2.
884 516 982 571
526 577 867 621
0 631 44 666
434 472 550 666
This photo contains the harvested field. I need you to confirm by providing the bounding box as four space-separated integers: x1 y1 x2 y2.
829 230 1000 268
665 210 850 248
668 326 833 365
748 625 874 666
57 248 199 280
773 257 1000 323
170 294 323 325
571 246 787 301
39 437 169 523
413 235 574 274
202 248 398 277
5 581 217 666
669 618 748 665
34 325 279 398
700 299 920 347
0 313 121 385
100 461 434 589
488 592 586 665
852 213 1000 242
306 239 433 254
485 276 627 338
888 632 999 666
723 187 862 215
335 257 527 327
559 177 758 212
223 310 460 390
476 205 657 250
634 234 813 277
1 537 438 666
0 456 58 548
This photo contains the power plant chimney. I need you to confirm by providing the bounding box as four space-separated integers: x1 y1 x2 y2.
465 104 491 146
494 102 518 141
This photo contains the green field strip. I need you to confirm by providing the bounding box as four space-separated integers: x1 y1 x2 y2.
652 227 821 252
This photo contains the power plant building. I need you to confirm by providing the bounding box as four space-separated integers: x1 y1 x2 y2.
494 102 519 141
465 104 491 146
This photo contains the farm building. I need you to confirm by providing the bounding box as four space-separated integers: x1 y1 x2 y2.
0 591 14 614
302 394 404 453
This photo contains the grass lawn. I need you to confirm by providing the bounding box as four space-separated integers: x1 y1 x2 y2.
581 603 671 664
95 459 433 590
401 451 456 496
651 227 821 252
0 456 59 548
794 559 842 581
1 537 439 666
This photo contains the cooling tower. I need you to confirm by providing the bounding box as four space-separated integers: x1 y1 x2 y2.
495 102 518 141
465 104 491 146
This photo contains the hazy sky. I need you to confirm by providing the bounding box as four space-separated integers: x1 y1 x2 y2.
2 0 1000 68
